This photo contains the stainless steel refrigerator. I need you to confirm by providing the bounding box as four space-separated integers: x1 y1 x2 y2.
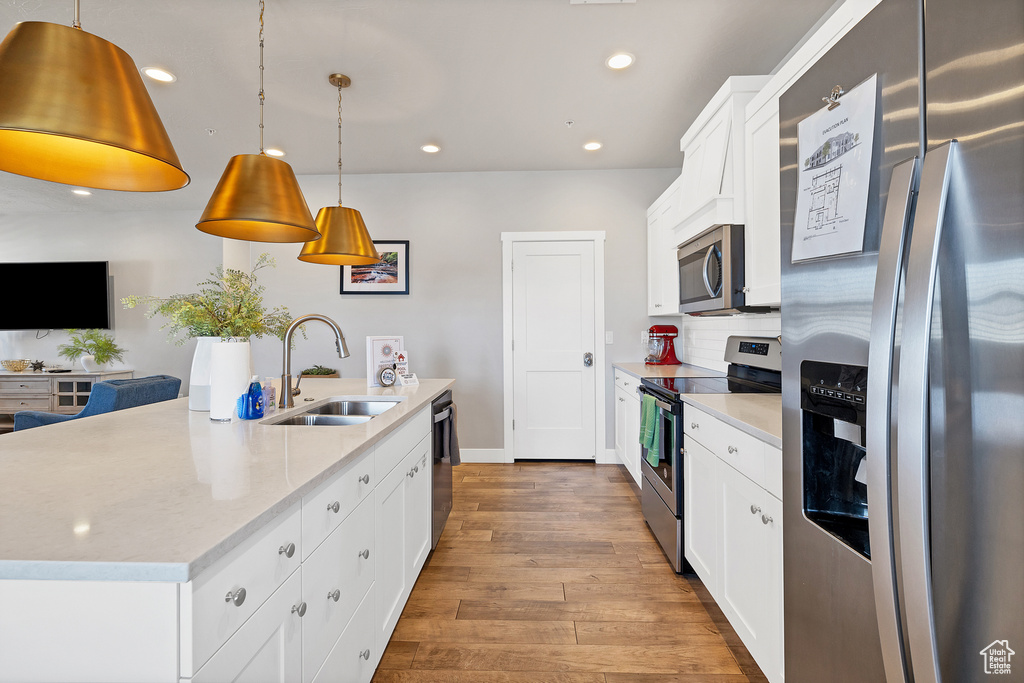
779 0 1023 681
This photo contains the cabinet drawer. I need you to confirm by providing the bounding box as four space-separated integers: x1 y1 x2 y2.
312 584 376 683
301 450 373 560
184 502 302 676
302 493 375 683
614 371 638 393
0 397 50 411
0 378 49 395
764 445 782 500
686 405 765 487
375 406 430 478
189 570 303 683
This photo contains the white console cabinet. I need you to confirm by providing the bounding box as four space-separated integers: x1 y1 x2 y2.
613 369 641 485
683 404 784 683
647 177 682 315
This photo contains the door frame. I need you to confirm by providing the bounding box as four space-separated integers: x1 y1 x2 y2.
501 231 606 464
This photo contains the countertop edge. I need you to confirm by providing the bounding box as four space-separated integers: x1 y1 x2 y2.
680 394 783 449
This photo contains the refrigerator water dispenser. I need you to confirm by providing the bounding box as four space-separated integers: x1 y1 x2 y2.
800 360 870 558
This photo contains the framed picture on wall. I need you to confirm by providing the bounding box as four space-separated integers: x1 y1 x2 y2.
339 240 410 295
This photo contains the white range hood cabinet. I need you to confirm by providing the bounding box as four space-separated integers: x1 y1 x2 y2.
673 75 770 244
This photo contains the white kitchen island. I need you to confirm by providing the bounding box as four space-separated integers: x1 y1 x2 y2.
0 378 454 683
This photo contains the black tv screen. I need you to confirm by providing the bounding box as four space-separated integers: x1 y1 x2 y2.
0 261 111 330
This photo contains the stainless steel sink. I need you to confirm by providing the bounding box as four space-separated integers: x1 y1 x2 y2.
273 414 373 426
305 399 401 417
265 397 402 426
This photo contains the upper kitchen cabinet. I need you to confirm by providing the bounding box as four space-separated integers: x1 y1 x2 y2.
674 76 770 245
742 0 883 306
647 176 682 315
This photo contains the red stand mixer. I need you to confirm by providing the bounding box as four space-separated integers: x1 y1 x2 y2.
645 324 681 365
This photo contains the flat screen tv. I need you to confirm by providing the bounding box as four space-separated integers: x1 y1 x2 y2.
0 261 111 330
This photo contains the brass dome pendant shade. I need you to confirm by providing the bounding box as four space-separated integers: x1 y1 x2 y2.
0 20 188 191
298 73 378 265
196 0 318 243
197 153 319 242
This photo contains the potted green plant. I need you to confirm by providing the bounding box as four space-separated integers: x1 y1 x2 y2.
57 329 126 372
122 254 297 411
301 365 339 378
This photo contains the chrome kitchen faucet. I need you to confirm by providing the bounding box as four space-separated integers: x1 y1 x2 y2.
280 314 349 409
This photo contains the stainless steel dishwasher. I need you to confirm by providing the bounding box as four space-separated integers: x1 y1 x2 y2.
431 390 456 548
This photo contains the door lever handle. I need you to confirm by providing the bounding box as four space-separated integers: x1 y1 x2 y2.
583 352 594 367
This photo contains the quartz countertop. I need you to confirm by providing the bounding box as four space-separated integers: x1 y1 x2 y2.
612 361 781 448
0 378 453 583
613 362 726 380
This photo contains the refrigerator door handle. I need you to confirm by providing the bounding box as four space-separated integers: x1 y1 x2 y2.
867 155 920 683
897 140 958 683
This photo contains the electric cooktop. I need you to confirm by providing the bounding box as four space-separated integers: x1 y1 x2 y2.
640 335 783 398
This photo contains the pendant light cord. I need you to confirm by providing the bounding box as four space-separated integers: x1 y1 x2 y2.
73 0 81 29
258 0 265 154
342 84 350 205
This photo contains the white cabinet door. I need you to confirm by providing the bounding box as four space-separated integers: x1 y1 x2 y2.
614 384 627 464
743 99 782 306
375 435 431 646
312 585 377 683
762 492 784 683
624 391 642 486
717 460 768 669
190 571 302 683
647 181 680 315
405 436 432 577
683 435 719 594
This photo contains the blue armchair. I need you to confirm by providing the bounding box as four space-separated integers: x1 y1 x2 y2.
13 375 182 431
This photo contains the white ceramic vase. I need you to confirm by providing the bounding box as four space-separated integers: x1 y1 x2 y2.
209 339 252 422
188 337 219 411
80 355 102 372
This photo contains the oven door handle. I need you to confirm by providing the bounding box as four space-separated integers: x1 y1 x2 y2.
638 387 673 412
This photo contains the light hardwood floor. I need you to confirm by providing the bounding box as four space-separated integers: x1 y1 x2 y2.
372 462 769 683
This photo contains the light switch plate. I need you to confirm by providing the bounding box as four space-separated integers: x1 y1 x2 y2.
605 331 613 344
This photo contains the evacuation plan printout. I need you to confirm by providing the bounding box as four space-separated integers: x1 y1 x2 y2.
792 73 877 262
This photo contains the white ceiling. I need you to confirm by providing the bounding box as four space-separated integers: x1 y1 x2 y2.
0 0 839 214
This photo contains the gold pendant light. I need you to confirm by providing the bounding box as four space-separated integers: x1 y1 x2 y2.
0 2 188 191
196 0 318 243
298 73 378 265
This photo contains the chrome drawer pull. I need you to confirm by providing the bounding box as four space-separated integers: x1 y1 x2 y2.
359 548 370 560
278 542 295 558
728 445 738 454
359 649 371 660
691 422 698 429
761 514 773 525
292 601 307 617
327 501 340 513
359 474 370 485
750 504 761 515
224 588 246 607
327 589 340 602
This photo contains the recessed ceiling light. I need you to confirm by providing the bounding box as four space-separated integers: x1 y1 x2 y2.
583 142 602 151
73 189 92 196
421 144 440 154
142 67 176 83
606 52 635 70
265 148 286 157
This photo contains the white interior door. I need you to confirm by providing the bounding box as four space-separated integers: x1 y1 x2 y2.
511 240 596 460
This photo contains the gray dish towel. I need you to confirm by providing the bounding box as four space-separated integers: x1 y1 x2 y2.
446 402 461 466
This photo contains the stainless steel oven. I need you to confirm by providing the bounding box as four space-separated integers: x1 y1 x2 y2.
677 224 771 315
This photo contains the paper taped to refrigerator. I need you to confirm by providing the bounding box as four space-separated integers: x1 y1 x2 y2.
791 73 877 262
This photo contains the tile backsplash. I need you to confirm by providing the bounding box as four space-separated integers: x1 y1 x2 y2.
675 313 781 372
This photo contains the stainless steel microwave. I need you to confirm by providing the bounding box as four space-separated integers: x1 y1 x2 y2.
677 224 771 315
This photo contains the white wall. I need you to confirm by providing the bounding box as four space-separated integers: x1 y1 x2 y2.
1 167 676 449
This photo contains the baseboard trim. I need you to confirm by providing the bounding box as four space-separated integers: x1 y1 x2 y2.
458 448 507 464
596 448 619 465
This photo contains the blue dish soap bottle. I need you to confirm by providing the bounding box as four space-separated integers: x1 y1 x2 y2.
240 375 264 419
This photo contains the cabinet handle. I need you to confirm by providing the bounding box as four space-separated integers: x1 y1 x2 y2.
728 445 738 454
655 303 662 308
359 649 371 661
291 601 307 617
224 588 246 607
407 468 415 478
278 542 296 558
414 464 420 473
359 474 370 485
618 397 625 403
690 422 698 429
327 589 340 602
761 514 773 525
359 548 370 560
624 381 630 387
750 504 761 515
327 501 340 513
